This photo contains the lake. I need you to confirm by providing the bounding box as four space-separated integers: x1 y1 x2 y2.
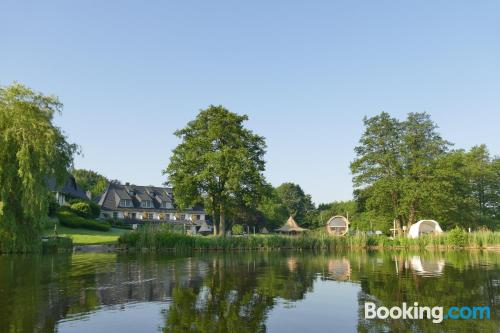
0 251 498 332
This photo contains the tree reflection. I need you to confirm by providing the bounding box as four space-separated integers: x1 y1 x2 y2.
0 251 498 333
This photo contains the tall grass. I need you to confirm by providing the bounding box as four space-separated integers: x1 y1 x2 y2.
118 226 500 252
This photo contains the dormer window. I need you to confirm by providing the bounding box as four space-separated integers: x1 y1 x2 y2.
160 202 173 209
120 199 133 207
141 200 153 208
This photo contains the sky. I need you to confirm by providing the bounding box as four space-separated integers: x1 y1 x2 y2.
1 1 499 204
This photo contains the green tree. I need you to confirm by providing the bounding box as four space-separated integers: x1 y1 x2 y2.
274 183 315 227
164 105 268 236
0 83 77 252
399 112 450 226
350 112 404 225
351 112 450 229
72 169 108 199
258 188 289 230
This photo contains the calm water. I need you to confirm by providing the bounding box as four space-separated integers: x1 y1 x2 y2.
0 251 498 333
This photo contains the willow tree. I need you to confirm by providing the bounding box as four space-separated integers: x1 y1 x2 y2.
164 105 267 236
0 83 77 252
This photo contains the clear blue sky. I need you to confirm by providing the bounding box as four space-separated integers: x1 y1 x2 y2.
1 1 499 204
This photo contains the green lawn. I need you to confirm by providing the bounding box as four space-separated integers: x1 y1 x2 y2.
44 225 129 245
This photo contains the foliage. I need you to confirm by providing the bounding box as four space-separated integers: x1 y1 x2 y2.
0 83 77 253
68 198 100 218
48 197 60 217
70 202 93 218
56 207 110 231
257 188 289 230
41 237 73 253
231 224 244 235
164 105 268 236
351 112 500 231
118 227 500 251
446 227 468 248
72 169 108 199
274 183 315 226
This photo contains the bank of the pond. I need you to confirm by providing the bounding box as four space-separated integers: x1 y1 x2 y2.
117 228 500 251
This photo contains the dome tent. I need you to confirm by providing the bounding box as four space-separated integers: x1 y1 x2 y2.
407 220 443 238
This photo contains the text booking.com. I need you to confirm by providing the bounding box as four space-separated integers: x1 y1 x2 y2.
365 302 491 323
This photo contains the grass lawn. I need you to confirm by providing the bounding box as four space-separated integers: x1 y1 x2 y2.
44 225 129 245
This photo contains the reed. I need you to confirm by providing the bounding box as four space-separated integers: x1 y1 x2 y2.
118 226 500 252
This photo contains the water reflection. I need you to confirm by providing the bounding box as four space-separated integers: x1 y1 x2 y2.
0 251 498 333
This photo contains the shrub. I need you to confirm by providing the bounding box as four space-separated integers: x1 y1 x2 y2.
232 224 244 235
48 198 59 217
42 237 73 253
70 202 92 218
57 207 111 231
68 198 100 218
447 227 468 247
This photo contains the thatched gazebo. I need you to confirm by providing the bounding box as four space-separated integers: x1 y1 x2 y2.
260 227 270 234
276 216 308 235
325 215 349 236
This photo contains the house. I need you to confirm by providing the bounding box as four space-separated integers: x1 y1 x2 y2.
98 182 207 227
47 175 89 205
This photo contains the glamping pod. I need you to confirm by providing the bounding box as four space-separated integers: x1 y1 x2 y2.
325 215 349 236
407 220 443 238
276 216 308 235
409 256 445 277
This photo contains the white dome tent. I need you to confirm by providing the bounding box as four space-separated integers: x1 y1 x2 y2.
407 220 443 238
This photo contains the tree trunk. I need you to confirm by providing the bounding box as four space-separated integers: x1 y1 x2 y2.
210 196 217 236
219 202 226 236
407 204 416 229
212 208 217 235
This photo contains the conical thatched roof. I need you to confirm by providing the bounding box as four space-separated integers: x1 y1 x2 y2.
276 216 308 233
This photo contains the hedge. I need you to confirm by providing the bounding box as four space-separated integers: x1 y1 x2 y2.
57 207 111 231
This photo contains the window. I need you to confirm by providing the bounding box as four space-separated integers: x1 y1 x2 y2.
161 202 173 209
165 214 170 220
180 214 186 220
147 213 154 220
120 199 132 207
141 200 152 208
113 212 118 219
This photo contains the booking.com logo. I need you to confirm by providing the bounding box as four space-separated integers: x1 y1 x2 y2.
365 302 491 324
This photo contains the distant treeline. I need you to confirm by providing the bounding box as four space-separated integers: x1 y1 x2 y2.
227 113 500 232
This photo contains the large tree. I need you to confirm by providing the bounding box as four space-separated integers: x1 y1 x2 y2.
72 169 108 199
351 112 450 228
0 83 77 252
164 105 268 236
274 183 315 227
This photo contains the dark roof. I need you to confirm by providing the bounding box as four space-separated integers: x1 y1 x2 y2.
98 183 204 212
47 175 88 200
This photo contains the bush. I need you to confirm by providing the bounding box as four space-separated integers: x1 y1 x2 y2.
57 207 111 231
232 224 244 235
70 202 92 218
42 237 73 253
48 198 59 217
447 227 468 247
68 199 100 218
